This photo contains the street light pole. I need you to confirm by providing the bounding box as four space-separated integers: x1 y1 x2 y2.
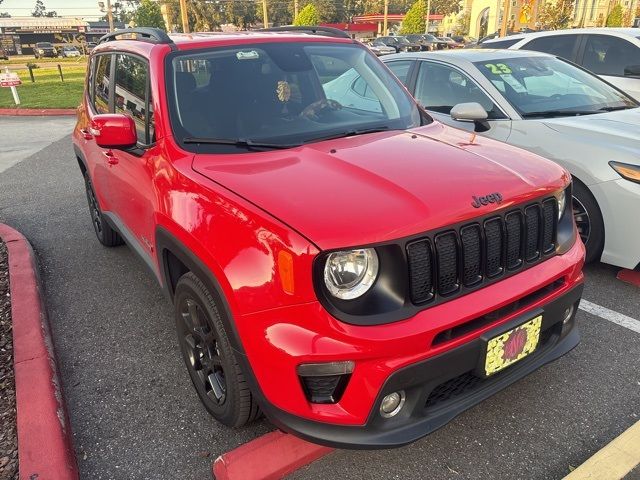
383 0 389 35
180 0 190 33
500 0 511 36
294 0 299 19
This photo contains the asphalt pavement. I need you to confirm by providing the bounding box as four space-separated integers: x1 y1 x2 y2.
0 116 638 479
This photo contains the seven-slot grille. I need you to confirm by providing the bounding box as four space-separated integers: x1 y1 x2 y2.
407 197 558 304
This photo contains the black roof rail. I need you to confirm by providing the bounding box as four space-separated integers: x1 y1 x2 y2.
258 26 351 39
98 27 174 46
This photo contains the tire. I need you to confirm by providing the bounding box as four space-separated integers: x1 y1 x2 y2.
572 181 604 264
174 272 260 427
83 174 123 247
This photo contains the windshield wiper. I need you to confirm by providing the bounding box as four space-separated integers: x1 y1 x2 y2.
183 137 300 150
303 126 390 144
598 105 636 112
521 110 599 119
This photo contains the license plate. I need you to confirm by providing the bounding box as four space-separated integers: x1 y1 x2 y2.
484 315 542 376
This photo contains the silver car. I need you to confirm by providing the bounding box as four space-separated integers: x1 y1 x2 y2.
480 28 640 101
381 49 640 269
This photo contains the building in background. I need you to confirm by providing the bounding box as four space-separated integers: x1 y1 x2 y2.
0 17 126 56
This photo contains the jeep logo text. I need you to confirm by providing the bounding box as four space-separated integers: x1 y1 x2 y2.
471 192 503 208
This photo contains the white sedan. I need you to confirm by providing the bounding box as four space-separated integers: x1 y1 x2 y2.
379 49 640 268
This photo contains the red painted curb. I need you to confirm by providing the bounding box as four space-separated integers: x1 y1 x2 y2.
0 224 79 480
212 431 334 480
0 108 76 116
617 269 640 288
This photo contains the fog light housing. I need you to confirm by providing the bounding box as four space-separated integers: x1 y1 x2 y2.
380 390 406 418
297 361 354 404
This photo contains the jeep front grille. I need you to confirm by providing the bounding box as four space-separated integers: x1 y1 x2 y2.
407 197 558 304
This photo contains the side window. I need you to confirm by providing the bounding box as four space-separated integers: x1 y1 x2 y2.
582 35 640 76
523 35 579 61
385 60 413 85
114 54 153 145
93 54 112 114
414 61 505 119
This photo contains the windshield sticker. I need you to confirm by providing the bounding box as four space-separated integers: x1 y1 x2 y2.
485 63 512 75
236 50 260 60
499 74 527 93
276 80 291 102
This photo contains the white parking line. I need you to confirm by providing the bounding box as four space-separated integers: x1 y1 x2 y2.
579 300 640 334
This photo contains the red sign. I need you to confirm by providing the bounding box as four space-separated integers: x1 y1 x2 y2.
0 72 21 87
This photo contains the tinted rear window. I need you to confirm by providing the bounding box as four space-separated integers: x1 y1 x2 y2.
480 38 520 49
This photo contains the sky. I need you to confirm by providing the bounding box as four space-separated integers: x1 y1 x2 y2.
1 0 105 19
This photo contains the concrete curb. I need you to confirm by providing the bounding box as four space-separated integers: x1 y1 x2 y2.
564 420 640 480
0 223 79 480
212 431 333 480
0 108 76 116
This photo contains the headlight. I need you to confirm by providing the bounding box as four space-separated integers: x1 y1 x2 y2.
609 161 640 184
323 248 379 300
556 188 567 221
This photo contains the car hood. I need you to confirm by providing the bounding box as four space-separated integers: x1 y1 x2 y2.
541 108 640 147
192 122 568 250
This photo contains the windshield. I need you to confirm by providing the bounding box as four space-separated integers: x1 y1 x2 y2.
168 42 421 152
396 37 411 44
37 43 53 48
474 56 638 117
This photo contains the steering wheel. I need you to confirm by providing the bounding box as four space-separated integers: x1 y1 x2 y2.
300 99 342 120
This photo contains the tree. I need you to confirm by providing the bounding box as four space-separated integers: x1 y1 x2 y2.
537 0 574 29
133 0 166 29
400 0 426 34
453 11 470 36
431 0 462 17
606 3 623 26
293 3 320 25
32 0 57 17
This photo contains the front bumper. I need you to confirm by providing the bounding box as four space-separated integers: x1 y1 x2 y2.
261 284 581 448
235 239 584 448
590 178 640 269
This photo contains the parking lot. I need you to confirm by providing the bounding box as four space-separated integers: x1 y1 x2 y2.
0 116 638 479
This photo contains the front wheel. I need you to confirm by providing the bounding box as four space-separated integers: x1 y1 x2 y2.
174 272 260 427
572 181 604 263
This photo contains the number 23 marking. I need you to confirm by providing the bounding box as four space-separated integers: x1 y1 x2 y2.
485 63 512 74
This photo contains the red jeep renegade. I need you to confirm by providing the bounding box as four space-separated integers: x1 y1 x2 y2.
73 27 585 448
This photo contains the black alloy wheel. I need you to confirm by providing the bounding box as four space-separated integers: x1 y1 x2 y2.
174 273 260 427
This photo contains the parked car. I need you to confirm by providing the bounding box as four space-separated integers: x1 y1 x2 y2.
365 41 396 56
84 42 97 54
480 28 640 100
405 34 436 51
438 36 464 49
60 45 81 58
34 42 57 58
373 35 422 52
383 49 640 268
0 47 8 60
74 27 584 448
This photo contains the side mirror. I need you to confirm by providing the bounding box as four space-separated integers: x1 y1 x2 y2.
450 102 490 132
90 114 137 149
623 64 640 78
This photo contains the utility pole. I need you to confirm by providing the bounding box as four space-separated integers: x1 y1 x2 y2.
263 0 269 27
294 0 299 19
425 0 432 33
500 0 511 36
106 0 114 32
180 0 190 33
383 0 389 35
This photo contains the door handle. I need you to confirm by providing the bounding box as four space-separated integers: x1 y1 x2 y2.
103 150 119 166
80 128 93 140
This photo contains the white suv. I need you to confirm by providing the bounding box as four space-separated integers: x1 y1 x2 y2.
481 28 640 100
